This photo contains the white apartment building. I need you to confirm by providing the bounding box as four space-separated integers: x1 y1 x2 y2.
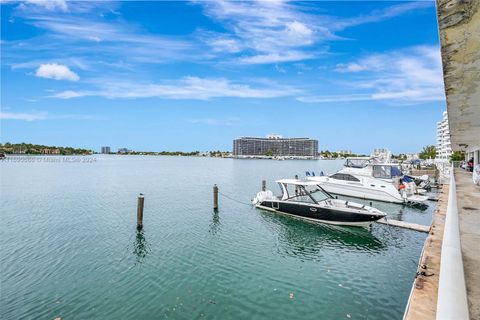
436 111 452 161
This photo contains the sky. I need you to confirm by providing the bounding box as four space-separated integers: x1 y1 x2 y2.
0 0 446 153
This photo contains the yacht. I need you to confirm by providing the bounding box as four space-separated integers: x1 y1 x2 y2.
308 157 428 204
252 179 386 227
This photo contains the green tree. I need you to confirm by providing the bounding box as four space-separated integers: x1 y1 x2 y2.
419 145 436 160
450 151 464 162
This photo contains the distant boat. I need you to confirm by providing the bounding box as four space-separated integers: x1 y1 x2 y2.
252 179 386 228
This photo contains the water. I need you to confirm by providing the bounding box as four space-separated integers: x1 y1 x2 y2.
0 156 436 319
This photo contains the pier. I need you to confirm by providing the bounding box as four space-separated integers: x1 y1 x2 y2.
376 218 430 233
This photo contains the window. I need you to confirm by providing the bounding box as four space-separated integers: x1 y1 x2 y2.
372 165 402 179
331 173 360 182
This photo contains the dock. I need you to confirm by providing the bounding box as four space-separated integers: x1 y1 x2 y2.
376 218 430 233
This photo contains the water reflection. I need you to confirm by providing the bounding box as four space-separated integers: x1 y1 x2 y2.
258 211 386 261
133 229 150 265
209 210 221 235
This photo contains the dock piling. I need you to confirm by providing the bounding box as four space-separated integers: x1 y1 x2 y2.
137 193 144 230
213 184 219 211
262 180 266 191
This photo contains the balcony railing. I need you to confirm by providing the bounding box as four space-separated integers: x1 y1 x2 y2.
436 168 469 319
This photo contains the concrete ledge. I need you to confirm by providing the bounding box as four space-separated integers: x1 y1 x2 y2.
404 184 448 320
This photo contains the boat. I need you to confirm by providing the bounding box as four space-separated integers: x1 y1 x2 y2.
307 157 428 205
252 179 386 227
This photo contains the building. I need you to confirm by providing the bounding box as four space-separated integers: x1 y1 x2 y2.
233 135 318 158
436 111 452 161
336 150 352 155
403 3 480 319
101 146 111 154
117 148 131 154
371 148 392 161
405 153 419 161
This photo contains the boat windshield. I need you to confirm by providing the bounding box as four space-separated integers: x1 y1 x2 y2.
344 158 370 168
305 185 330 202
283 184 330 203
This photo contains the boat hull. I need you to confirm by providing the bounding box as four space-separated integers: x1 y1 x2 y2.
310 177 405 204
258 200 383 227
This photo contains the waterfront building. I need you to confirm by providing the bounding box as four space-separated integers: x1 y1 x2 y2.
435 111 452 161
371 148 392 161
336 150 352 155
101 146 111 154
405 153 419 161
403 3 480 319
118 148 131 154
233 135 318 158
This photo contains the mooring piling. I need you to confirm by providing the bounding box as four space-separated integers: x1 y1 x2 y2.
137 193 144 230
213 184 219 211
262 180 266 191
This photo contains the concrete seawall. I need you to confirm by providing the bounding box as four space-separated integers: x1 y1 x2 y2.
404 184 449 319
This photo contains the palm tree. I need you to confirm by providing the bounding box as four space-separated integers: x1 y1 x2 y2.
419 145 436 160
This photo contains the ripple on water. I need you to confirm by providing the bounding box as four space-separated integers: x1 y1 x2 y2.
1 157 428 320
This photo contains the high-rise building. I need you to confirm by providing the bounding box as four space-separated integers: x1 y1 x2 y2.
436 111 452 161
371 148 392 162
101 146 111 154
233 135 318 158
117 148 131 154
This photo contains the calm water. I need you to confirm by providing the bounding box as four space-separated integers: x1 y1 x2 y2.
0 156 436 319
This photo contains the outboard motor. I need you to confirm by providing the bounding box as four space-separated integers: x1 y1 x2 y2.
252 190 274 205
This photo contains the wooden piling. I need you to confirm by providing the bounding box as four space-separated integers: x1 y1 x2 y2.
262 180 266 191
213 184 219 210
137 193 144 230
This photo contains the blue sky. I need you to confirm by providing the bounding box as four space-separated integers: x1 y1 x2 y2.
1 0 446 153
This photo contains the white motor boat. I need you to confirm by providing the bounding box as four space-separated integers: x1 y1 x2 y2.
308 158 429 205
252 179 386 227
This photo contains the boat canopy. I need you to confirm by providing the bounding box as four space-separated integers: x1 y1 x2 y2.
276 179 331 202
344 157 371 168
371 164 402 179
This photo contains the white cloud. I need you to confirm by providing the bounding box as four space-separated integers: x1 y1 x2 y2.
335 63 368 72
238 51 314 64
50 76 300 100
196 0 431 64
0 110 94 121
0 111 48 121
35 63 79 81
299 46 445 104
1 0 68 11
197 1 322 63
24 0 67 11
52 90 83 99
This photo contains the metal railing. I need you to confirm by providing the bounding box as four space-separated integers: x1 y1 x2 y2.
436 168 469 319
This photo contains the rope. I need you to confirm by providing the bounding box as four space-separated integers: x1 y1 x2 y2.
218 190 253 206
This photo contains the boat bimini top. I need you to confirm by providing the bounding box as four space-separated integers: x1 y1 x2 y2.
275 179 333 202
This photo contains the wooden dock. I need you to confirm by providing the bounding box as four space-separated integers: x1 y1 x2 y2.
376 218 430 233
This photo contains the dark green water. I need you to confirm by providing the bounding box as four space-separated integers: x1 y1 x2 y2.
0 156 434 319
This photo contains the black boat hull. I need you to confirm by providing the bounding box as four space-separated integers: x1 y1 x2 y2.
258 200 383 227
